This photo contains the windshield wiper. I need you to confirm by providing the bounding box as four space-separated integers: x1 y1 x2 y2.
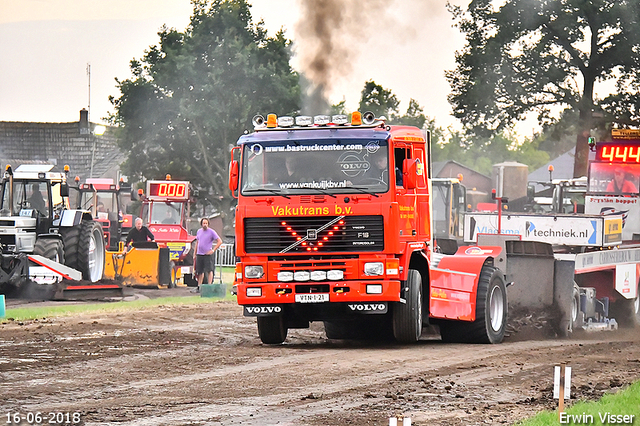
302 188 337 198
243 187 291 199
347 186 380 198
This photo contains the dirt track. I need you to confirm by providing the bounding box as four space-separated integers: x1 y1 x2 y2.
2 296 640 426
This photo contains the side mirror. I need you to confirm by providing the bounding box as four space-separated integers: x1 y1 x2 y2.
402 159 417 190
60 183 69 197
229 160 239 192
526 184 535 200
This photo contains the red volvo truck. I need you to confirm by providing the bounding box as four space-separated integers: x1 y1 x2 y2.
229 112 508 344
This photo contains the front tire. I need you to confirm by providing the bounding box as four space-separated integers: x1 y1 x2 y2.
33 239 64 263
257 316 287 344
393 269 423 343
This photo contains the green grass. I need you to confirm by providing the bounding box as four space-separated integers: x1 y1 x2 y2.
517 381 640 425
1 266 238 322
2 293 237 322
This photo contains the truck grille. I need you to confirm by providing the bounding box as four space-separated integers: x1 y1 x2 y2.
245 215 384 253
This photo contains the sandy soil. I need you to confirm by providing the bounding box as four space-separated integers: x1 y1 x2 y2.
2 293 640 426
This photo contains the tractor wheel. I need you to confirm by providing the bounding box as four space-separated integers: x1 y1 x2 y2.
257 316 288 344
33 239 64 263
610 281 640 328
61 221 105 282
439 265 507 344
392 269 423 343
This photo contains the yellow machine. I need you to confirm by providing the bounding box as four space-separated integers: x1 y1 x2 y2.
104 242 175 288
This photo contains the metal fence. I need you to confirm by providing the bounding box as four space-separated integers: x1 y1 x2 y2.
214 243 237 267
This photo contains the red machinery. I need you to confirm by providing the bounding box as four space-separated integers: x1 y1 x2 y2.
138 178 196 285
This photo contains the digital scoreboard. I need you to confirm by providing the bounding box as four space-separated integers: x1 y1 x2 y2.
146 181 189 200
596 142 640 163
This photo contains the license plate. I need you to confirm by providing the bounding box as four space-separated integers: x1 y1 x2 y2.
295 293 329 303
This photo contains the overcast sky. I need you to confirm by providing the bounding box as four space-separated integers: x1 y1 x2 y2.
0 0 467 131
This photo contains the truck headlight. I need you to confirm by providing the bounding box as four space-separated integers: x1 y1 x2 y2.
294 271 310 281
310 270 327 281
327 270 344 280
277 271 294 282
244 265 264 279
364 262 384 276
246 287 262 297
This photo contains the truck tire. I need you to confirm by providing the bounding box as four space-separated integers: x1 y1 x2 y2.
324 321 352 339
571 283 582 331
33 239 64 263
392 269 423 343
440 265 507 344
60 221 105 282
610 281 640 328
257 316 287 344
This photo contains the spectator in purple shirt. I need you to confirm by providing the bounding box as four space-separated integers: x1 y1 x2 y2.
193 217 223 292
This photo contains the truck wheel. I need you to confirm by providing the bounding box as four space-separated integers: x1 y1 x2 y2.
61 221 105 282
33 239 64 263
610 281 640 328
324 321 351 339
440 265 507 344
472 265 507 343
571 283 582 331
257 316 287 344
392 269 423 343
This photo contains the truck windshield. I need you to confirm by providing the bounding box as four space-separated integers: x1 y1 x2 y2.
0 180 49 217
150 202 183 225
588 163 640 195
240 139 389 195
79 191 118 217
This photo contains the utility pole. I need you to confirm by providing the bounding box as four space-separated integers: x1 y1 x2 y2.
86 63 91 122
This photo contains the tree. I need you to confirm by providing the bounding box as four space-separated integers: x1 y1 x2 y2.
109 0 300 234
358 80 399 119
447 0 640 177
357 80 427 128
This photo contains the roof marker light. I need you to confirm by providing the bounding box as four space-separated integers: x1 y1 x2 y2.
332 115 348 125
266 114 277 128
296 116 313 126
278 116 294 127
314 115 330 125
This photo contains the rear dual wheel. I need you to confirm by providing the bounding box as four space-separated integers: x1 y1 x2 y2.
439 265 507 344
60 221 105 282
